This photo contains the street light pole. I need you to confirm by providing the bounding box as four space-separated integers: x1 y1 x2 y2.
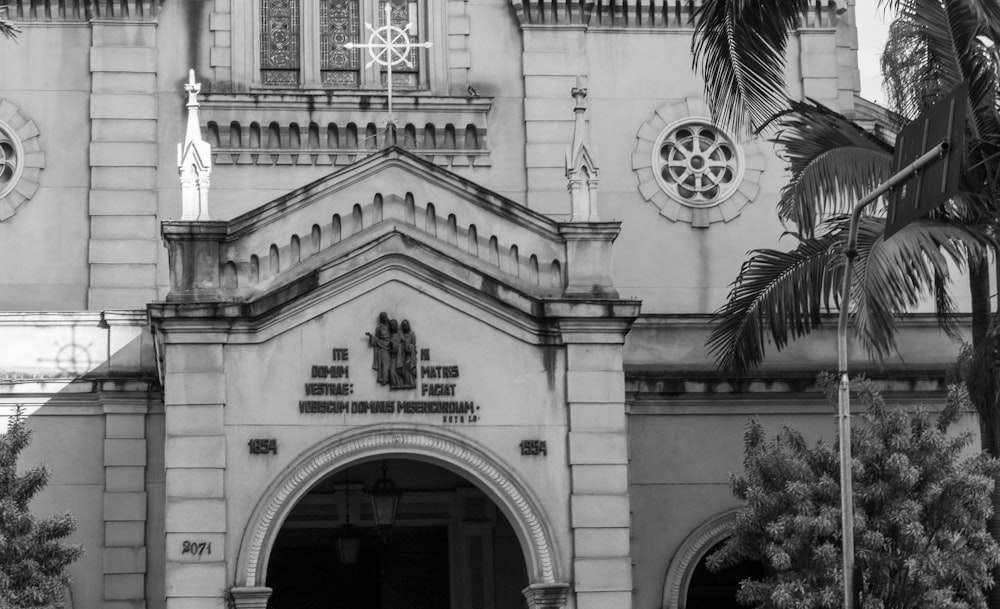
836 140 949 609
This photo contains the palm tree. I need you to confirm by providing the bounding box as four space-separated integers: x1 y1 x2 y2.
692 0 1000 392
692 0 1000 604
0 4 19 40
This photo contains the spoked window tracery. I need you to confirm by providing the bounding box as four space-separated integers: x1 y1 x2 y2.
654 120 741 206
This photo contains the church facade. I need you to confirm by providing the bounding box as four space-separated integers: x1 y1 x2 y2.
0 1 967 608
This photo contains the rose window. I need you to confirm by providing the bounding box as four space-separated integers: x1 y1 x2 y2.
654 120 742 206
634 100 762 227
0 99 44 222
0 126 20 199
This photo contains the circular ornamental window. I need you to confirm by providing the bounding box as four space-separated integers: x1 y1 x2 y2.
0 123 24 199
0 99 43 222
654 120 743 207
633 98 764 227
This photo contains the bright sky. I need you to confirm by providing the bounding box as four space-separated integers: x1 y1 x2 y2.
856 0 896 103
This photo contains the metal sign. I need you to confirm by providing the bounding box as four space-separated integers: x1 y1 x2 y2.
884 81 968 239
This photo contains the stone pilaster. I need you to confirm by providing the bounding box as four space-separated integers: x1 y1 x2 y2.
446 0 471 95
835 0 861 114
164 344 228 609
210 0 233 88
521 27 586 216
88 22 159 309
561 318 634 609
103 401 149 609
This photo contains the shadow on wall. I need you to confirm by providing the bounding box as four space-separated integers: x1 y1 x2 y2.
0 310 160 609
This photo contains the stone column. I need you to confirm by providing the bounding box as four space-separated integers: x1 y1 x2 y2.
164 344 228 608
561 319 634 609
88 22 159 309
521 27 586 215
103 402 149 609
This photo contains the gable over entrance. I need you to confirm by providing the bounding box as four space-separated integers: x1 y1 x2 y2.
150 147 639 609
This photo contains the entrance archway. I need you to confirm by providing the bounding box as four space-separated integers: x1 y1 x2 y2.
233 424 566 606
266 458 529 609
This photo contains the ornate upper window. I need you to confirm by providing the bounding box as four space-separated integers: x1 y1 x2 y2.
260 0 426 89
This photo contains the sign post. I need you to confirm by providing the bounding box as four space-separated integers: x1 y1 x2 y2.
836 81 966 609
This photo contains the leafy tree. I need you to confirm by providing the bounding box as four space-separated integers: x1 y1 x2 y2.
691 1 1000 602
0 411 83 608
709 379 1000 609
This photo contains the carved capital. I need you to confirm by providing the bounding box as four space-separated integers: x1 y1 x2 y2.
230 586 272 609
523 582 571 609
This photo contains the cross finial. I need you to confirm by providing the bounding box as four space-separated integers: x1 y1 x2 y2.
343 4 433 131
184 69 201 107
571 75 588 111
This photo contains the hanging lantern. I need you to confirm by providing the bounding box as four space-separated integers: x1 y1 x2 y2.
336 469 362 565
336 523 362 565
367 461 403 528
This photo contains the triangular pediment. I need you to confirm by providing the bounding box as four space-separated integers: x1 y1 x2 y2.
221 146 566 303
155 146 637 357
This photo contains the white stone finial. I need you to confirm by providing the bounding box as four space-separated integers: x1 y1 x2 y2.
177 69 212 221
566 75 599 222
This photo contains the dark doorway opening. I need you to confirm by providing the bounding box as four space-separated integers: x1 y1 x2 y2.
265 459 529 609
686 540 765 609
268 525 450 609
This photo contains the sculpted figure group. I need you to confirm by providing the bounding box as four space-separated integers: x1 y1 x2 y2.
366 312 417 389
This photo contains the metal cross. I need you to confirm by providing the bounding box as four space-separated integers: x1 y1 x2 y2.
183 69 201 107
344 3 432 126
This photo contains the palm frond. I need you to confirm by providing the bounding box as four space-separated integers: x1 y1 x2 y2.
707 232 842 373
851 217 995 360
886 0 1000 146
691 0 809 137
768 101 894 234
0 18 18 41
708 215 995 373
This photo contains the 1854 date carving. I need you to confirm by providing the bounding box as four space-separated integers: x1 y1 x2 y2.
519 440 547 456
248 439 277 454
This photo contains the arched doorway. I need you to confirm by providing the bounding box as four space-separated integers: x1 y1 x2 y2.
684 539 764 609
232 425 567 609
265 458 529 609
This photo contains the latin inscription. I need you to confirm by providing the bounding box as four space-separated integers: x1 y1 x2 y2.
299 344 480 424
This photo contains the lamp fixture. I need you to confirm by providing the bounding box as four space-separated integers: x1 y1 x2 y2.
336 469 361 565
367 460 403 528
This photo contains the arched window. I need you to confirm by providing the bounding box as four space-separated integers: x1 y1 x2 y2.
662 510 765 609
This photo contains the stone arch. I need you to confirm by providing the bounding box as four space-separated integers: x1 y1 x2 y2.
235 423 564 590
661 509 739 609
